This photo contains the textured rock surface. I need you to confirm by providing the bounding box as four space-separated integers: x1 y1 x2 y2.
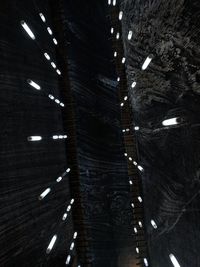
121 0 200 266
63 1 135 266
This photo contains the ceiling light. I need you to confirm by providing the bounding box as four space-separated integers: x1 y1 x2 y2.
111 27 114 34
73 232 78 239
65 255 71 265
39 188 51 200
46 235 57 254
47 27 53 35
39 13 46 22
27 136 42 141
151 219 158 229
21 21 35 40
169 254 181 267
53 38 58 45
27 79 41 90
134 126 140 131
138 165 144 172
114 51 117 57
44 52 50 60
119 11 123 20
128 30 133 40
131 81 136 88
56 69 61 75
51 62 56 68
138 196 142 203
56 176 62 182
116 32 120 39
162 117 179 126
142 56 153 70
144 258 149 266
113 0 116 6
62 213 68 220
122 57 126 64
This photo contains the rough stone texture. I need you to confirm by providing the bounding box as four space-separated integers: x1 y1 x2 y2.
63 0 135 266
0 1 74 266
121 0 200 266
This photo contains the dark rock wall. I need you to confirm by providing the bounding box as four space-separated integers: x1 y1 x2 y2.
121 0 200 266
0 1 74 266
62 1 135 266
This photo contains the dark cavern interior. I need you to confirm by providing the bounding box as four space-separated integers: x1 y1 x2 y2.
1 0 200 266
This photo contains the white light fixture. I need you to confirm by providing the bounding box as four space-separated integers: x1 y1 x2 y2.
117 77 120 82
122 57 126 64
131 81 137 88
44 52 50 60
136 247 139 254
53 135 59 140
27 136 42 141
46 235 57 254
56 69 61 75
111 27 114 34
128 30 133 40
134 126 140 131
134 227 137 233
70 242 75 251
120 102 124 107
114 51 117 57
129 180 133 185
66 168 71 173
64 135 68 139
53 38 58 45
62 213 68 221
39 188 51 200
162 117 179 126
47 27 53 35
144 258 149 266
131 203 134 208
129 157 132 161
138 165 144 172
70 199 75 204
124 153 127 157
21 21 35 40
55 99 60 104
124 96 128 101
108 0 111 4
56 176 62 183
138 221 143 228
169 254 181 267
142 56 153 70
113 0 116 6
116 32 120 39
60 103 65 107
51 62 56 69
48 94 54 100
138 196 143 203
119 11 123 20
27 79 41 90
151 219 158 229
67 205 71 212
73 232 78 239
122 129 125 133
65 255 71 265
39 13 46 22
133 161 137 166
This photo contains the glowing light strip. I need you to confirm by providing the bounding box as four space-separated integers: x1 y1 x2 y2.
21 21 35 40
39 188 51 200
39 13 46 22
27 136 42 141
46 235 57 254
27 79 41 90
142 56 152 70
162 117 179 126
169 254 181 267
